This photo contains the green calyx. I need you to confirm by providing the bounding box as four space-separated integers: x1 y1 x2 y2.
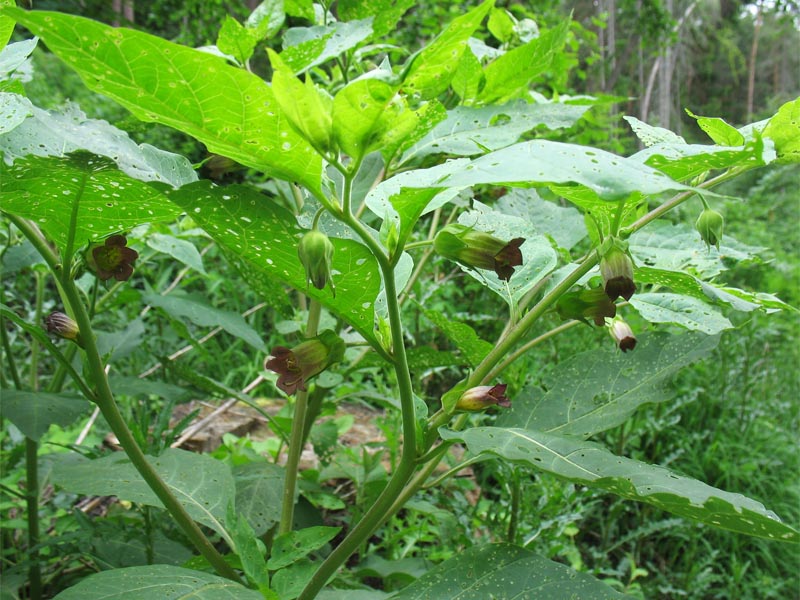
433 224 524 281
298 230 335 294
696 208 724 250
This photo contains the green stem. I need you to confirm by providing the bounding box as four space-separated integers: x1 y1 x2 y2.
299 169 418 600
507 468 521 544
279 300 322 535
10 215 241 583
403 240 434 251
61 171 87 284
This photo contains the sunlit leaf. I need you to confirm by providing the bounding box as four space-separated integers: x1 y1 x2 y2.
629 293 733 334
764 97 800 164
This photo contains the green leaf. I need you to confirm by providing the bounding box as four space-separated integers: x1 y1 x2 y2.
142 292 266 351
234 461 285 536
337 0 414 39
498 332 719 438
494 188 586 250
631 139 773 181
268 526 341 569
487 8 515 43
390 543 626 599
52 449 236 545
441 428 800 542
0 97 197 187
165 181 382 349
268 48 333 153
0 153 181 251
8 8 321 192
281 19 373 74
146 233 206 274
227 504 270 593
0 91 30 133
51 565 263 600
629 220 763 279
0 0 15 50
477 19 569 104
403 0 494 99
764 97 800 164
623 115 686 147
629 293 733 334
285 0 314 20
401 100 590 164
0 37 37 78
450 48 483 104
421 309 492 367
216 15 259 65
685 109 745 146
332 75 397 160
0 390 89 441
438 140 693 201
246 0 285 40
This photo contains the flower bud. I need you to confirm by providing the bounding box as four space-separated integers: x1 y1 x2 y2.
600 244 635 301
265 330 345 395
434 224 525 281
608 317 637 352
455 384 511 412
84 234 139 282
298 230 335 294
556 287 617 326
696 208 724 250
44 312 83 347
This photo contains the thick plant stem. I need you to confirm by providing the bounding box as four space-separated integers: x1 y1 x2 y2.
10 216 241 583
299 172 419 600
279 300 322 535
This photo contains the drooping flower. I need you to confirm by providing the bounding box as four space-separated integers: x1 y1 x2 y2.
608 317 637 352
556 287 617 326
297 230 335 294
264 330 345 395
599 243 635 301
455 384 511 412
44 312 83 347
434 224 525 281
696 208 724 250
86 235 139 281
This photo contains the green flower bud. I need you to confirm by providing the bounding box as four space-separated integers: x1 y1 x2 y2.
608 317 637 352
696 208 724 250
455 384 511 412
600 243 635 301
44 312 83 347
298 230 335 294
84 234 139 282
264 330 345 395
434 224 525 281
556 287 617 326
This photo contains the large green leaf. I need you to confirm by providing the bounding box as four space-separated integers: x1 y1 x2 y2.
0 153 180 250
0 95 196 187
165 181 382 349
233 461 285 536
437 140 693 201
629 293 733 334
52 449 235 545
763 97 800 164
442 428 800 542
421 309 492 368
400 99 590 165
337 0 414 38
494 188 586 251
7 8 321 192
403 0 494 99
281 19 373 74
498 332 719 438
0 390 89 441
142 292 267 352
476 19 570 104
0 37 37 78
52 565 263 600
332 75 397 161
629 220 763 279
389 543 625 599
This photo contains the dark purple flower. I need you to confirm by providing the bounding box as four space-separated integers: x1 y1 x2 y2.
87 235 139 281
556 288 617 326
434 224 525 281
600 245 635 301
265 331 345 395
609 318 637 352
455 384 511 412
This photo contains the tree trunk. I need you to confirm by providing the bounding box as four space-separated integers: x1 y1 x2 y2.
746 6 763 121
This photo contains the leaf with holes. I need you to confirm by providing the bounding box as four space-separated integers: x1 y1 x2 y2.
337 0 414 38
233 462 285 536
7 8 321 193
51 565 264 600
421 309 492 368
52 449 236 546
441 427 800 542
401 100 591 165
390 543 625 599
764 97 800 164
268 526 341 570
623 115 686 147
0 390 89 441
497 332 719 438
165 181 382 349
493 188 587 250
280 19 373 74
0 153 180 250
629 293 733 334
